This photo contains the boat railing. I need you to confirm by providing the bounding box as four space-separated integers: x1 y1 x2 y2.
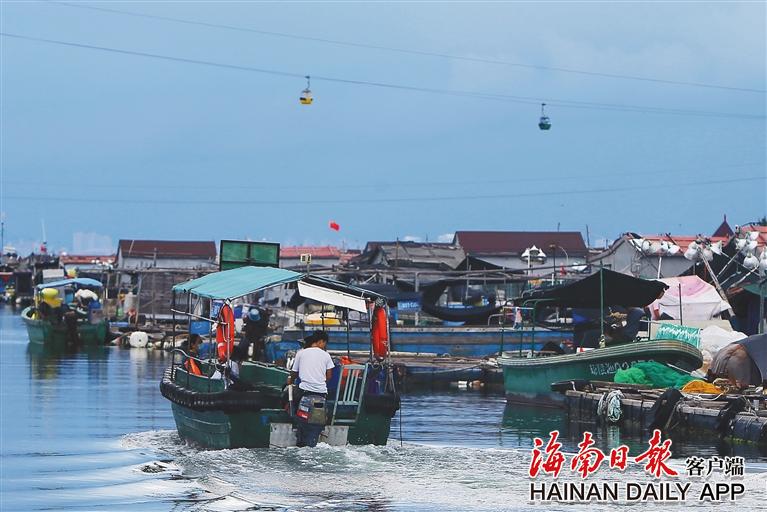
331 363 369 425
486 306 535 327
170 348 221 392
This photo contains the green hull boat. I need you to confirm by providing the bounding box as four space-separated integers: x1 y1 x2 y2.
162 359 397 449
161 265 401 449
499 340 703 406
21 306 108 347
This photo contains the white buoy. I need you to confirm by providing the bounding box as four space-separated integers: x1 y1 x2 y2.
129 331 149 348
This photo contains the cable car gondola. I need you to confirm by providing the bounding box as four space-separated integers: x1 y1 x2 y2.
538 103 551 130
299 75 313 105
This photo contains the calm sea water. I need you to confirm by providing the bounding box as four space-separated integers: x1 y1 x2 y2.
1 308 765 511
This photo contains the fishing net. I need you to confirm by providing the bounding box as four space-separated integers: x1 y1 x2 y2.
680 379 723 394
614 361 695 389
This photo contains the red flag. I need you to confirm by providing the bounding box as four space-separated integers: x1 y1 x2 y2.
329 221 340 231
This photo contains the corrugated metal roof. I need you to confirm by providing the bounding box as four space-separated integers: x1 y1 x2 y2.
60 255 116 265
454 231 587 255
280 246 341 258
118 240 216 259
377 242 465 269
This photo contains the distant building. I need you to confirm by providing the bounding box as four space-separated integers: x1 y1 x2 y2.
280 246 342 269
589 233 729 279
452 231 588 276
353 241 465 270
116 240 217 269
712 215 734 238
60 254 116 273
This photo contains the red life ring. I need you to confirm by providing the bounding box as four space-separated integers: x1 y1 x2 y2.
371 305 389 360
216 303 235 361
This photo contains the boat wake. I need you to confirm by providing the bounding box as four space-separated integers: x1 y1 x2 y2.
120 431 767 511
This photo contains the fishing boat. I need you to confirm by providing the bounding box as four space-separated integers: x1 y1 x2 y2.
21 278 108 346
500 340 702 405
499 268 704 405
160 266 400 449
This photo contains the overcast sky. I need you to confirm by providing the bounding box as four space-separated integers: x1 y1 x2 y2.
1 1 765 255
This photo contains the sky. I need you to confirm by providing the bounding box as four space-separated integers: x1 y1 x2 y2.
1 1 765 255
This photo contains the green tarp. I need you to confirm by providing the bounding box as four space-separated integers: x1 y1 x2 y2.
173 266 303 300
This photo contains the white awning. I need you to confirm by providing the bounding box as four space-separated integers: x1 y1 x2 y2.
298 281 368 313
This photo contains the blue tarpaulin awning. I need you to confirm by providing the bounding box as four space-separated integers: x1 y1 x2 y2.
36 278 104 290
172 266 303 300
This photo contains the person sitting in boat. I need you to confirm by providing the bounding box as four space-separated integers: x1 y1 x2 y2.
604 306 646 345
38 288 64 324
225 345 254 391
182 334 203 376
287 330 335 447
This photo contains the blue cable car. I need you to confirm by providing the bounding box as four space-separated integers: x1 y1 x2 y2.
538 103 551 130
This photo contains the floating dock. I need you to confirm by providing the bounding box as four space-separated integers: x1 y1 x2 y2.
563 383 767 445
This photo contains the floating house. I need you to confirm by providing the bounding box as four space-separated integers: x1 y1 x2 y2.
280 246 342 270
116 240 217 270
352 241 466 271
452 231 589 276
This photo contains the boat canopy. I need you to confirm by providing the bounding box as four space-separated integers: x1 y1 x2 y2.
36 277 104 290
520 268 668 308
172 267 386 311
173 266 303 300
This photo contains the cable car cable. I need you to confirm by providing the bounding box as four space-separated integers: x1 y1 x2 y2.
1 32 762 120
5 176 765 206
47 0 766 94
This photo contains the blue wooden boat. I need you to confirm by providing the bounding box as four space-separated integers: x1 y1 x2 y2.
281 325 569 358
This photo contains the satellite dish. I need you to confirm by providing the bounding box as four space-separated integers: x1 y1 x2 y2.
683 246 698 261
641 240 652 253
629 238 644 250
702 248 714 262
667 244 680 255
743 253 759 270
759 249 767 272
650 241 663 255
747 240 758 252
710 241 723 255
748 231 760 241
735 238 748 251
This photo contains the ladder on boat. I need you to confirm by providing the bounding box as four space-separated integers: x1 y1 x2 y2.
330 364 368 425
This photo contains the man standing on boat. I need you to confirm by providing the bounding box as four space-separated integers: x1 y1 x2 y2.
287 330 335 447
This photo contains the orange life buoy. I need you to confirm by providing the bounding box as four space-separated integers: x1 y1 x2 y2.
216 303 235 362
185 358 202 376
371 305 389 360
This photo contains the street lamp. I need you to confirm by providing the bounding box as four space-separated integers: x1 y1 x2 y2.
548 244 571 283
